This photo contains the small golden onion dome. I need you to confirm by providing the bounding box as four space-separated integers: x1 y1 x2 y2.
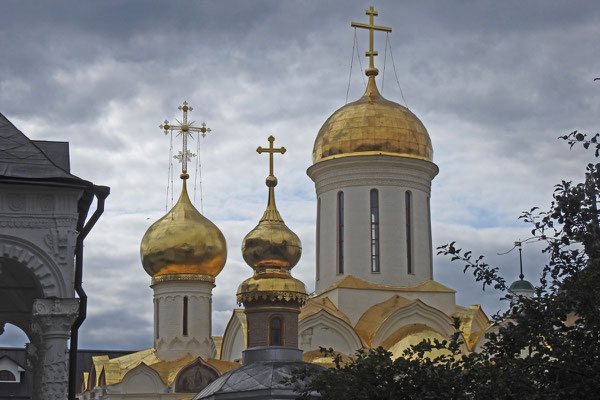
140 181 227 278
241 186 302 272
312 75 433 164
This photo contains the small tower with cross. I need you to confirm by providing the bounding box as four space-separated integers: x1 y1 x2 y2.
237 136 307 364
140 102 226 361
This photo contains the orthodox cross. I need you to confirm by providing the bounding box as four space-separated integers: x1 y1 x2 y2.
257 135 286 178
351 6 392 75
159 101 211 178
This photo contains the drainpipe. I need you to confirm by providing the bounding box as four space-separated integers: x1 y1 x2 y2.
68 185 110 400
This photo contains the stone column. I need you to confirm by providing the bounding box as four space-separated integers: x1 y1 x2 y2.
30 298 79 400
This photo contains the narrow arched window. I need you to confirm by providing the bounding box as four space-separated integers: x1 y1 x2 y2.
0 370 16 381
270 317 283 346
427 196 433 276
406 191 413 274
182 296 188 336
370 189 380 272
316 197 321 281
155 298 160 339
337 191 344 274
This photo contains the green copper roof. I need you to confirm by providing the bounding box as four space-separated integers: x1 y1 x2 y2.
509 279 534 291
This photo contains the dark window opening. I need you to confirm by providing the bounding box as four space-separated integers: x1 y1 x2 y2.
270 317 282 346
370 189 380 272
316 198 321 281
338 191 344 274
155 299 160 339
0 370 16 381
406 191 413 274
183 296 189 336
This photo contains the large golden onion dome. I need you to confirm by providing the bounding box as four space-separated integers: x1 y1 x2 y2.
237 137 307 304
312 75 433 164
140 180 227 279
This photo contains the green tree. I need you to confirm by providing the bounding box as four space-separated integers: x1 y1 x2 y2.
290 132 600 399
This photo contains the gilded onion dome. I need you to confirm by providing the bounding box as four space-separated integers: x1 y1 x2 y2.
237 137 307 304
312 74 433 164
140 180 227 280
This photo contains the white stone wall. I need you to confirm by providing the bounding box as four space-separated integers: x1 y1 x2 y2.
151 279 215 361
307 156 438 293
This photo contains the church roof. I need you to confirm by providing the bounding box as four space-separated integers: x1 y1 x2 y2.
194 360 321 400
302 349 353 368
85 348 240 393
317 275 456 296
354 295 416 346
299 297 353 326
0 112 90 186
451 305 490 350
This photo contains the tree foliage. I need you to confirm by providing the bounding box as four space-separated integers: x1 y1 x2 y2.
290 132 600 399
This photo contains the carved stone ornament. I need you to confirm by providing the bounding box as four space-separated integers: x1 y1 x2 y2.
7 193 26 211
30 298 79 400
38 194 55 212
31 298 79 334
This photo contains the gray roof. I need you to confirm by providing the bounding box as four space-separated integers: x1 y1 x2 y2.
194 361 322 400
0 112 89 186
509 279 534 291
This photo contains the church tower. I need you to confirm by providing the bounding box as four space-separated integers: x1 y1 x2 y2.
194 137 317 400
307 7 439 293
140 103 227 361
237 136 308 363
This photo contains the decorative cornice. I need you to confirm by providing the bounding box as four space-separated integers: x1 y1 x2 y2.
237 290 308 305
307 155 438 195
151 273 215 284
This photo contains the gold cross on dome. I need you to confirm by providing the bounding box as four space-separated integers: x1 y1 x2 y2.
257 135 286 177
159 101 211 178
351 6 392 76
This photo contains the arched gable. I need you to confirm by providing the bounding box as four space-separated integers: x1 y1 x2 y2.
372 300 467 353
174 357 220 393
120 362 165 394
220 309 246 362
0 234 68 298
299 310 364 355
380 323 452 359
354 295 414 346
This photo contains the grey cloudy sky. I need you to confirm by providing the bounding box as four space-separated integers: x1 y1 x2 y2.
1 0 599 350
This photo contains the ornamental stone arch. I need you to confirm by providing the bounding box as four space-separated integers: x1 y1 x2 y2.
220 310 247 362
174 357 220 393
372 300 468 353
298 310 364 355
120 363 165 394
0 234 69 299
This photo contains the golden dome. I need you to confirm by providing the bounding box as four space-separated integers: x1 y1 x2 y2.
140 180 227 278
312 75 433 164
241 184 301 272
237 137 307 304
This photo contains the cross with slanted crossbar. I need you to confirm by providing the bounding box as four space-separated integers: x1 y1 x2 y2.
159 101 211 178
351 6 392 76
257 135 286 177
